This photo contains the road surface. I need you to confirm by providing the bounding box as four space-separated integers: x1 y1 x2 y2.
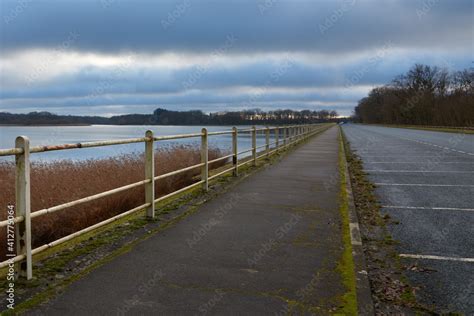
342 124 474 314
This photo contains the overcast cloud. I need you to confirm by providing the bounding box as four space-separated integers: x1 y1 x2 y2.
0 0 472 116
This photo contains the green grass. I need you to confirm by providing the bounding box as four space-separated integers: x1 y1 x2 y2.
335 127 358 315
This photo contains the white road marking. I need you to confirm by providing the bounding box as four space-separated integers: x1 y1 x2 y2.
375 183 474 187
365 170 474 173
382 205 474 212
359 155 462 158
366 162 473 164
399 254 474 263
398 137 474 156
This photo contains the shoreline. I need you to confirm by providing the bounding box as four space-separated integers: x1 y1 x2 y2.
0 124 92 127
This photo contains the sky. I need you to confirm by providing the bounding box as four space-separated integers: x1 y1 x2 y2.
0 0 472 117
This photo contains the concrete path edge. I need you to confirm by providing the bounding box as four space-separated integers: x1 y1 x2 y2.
339 126 375 316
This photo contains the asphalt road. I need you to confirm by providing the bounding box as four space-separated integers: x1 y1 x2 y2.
29 127 353 315
342 124 474 314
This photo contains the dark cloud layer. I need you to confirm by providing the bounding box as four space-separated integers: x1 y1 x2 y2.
1 0 472 54
0 0 472 116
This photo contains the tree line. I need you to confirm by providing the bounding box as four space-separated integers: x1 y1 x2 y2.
353 64 473 126
0 108 340 126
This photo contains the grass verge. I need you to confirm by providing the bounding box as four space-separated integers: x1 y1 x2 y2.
336 129 358 315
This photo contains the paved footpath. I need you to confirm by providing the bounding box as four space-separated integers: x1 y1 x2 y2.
31 126 351 315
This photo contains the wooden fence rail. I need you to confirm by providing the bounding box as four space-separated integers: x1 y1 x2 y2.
0 124 328 279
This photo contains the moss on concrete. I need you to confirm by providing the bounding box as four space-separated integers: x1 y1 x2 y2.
334 128 358 315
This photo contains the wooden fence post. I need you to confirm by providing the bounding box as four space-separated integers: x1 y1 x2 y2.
275 127 279 150
201 128 208 191
265 127 270 158
232 127 238 176
145 130 155 219
252 126 257 166
15 136 32 280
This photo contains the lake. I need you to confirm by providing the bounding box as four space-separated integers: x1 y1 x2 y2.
0 125 267 162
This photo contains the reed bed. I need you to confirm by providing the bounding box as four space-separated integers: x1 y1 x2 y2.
0 145 226 260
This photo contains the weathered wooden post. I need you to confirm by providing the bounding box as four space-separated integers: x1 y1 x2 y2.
265 127 270 158
275 127 279 150
252 126 257 166
201 128 209 191
232 127 238 176
145 130 155 219
15 136 32 280
283 127 287 146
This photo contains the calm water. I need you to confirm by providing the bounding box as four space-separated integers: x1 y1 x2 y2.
0 125 267 161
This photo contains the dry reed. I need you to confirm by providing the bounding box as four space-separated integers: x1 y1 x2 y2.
0 145 226 260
